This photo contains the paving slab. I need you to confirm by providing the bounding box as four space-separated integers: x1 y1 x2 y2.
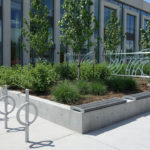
1 101 150 150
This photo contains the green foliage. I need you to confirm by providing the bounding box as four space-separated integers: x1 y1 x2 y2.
0 65 33 89
140 21 150 49
31 63 59 93
52 80 80 104
59 0 97 79
106 77 137 92
80 62 111 81
104 11 124 51
54 62 78 80
90 82 107 95
75 80 90 95
22 0 53 59
0 66 12 85
59 0 97 53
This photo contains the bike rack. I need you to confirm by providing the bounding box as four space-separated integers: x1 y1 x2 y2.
0 85 16 129
0 86 38 143
16 89 38 142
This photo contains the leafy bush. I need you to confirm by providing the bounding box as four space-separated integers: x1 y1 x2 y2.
106 77 137 92
80 62 111 81
90 82 107 95
54 62 77 80
0 65 33 89
75 80 90 95
0 66 12 85
31 63 59 93
94 63 111 80
143 64 150 75
52 80 80 104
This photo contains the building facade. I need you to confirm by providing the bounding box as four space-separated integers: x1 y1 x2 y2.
0 0 150 66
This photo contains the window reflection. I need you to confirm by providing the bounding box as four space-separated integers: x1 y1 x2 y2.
144 19 149 30
104 7 115 27
31 0 54 63
11 0 23 65
126 14 135 52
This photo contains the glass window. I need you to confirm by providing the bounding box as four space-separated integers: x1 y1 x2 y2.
0 0 2 65
126 14 135 52
11 0 23 65
104 7 115 27
31 0 54 63
144 19 149 30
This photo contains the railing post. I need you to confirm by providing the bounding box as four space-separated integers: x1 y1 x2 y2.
16 89 38 143
4 85 8 129
25 89 29 142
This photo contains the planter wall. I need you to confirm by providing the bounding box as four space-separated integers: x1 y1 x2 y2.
1 87 150 133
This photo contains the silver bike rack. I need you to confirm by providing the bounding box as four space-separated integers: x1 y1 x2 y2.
0 85 16 129
16 89 38 142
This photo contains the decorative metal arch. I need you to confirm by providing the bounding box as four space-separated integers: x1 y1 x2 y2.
105 49 150 78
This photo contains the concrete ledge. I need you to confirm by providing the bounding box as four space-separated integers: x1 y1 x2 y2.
1 87 150 133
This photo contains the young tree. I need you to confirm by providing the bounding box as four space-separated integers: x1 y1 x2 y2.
141 21 150 49
58 0 97 80
104 11 124 51
22 0 53 61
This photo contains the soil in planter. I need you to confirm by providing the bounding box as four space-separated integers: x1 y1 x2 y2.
7 78 150 106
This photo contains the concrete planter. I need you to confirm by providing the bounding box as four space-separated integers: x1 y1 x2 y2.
1 87 150 133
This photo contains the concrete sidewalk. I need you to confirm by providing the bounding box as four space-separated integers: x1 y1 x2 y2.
0 101 150 150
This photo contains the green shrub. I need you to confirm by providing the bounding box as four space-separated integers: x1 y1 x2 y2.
123 77 138 91
75 80 90 95
94 63 111 80
52 80 80 104
0 66 12 85
90 82 107 95
0 65 33 90
106 76 137 92
31 63 59 93
143 64 150 75
54 62 77 80
80 62 111 81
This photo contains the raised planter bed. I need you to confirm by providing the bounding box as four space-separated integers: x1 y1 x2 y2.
1 87 150 133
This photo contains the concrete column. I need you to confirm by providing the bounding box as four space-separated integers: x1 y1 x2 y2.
23 0 30 65
90 0 95 62
99 0 104 62
3 0 11 66
54 0 60 63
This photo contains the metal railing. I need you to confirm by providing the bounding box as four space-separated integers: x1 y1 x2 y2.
65 49 150 78
105 49 150 78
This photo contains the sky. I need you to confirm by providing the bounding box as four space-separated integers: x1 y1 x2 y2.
144 0 150 3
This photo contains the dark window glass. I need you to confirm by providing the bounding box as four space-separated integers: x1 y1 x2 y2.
0 0 2 65
144 19 149 30
126 14 135 52
104 7 115 27
43 0 54 39
104 7 116 43
31 0 54 63
11 0 23 65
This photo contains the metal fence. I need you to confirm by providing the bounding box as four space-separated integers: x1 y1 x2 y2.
105 49 150 78
65 49 150 78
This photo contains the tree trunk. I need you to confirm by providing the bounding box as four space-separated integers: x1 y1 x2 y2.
78 51 81 80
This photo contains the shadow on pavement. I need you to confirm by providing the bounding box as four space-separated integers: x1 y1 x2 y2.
87 111 150 136
0 118 5 121
29 140 55 149
6 127 25 132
